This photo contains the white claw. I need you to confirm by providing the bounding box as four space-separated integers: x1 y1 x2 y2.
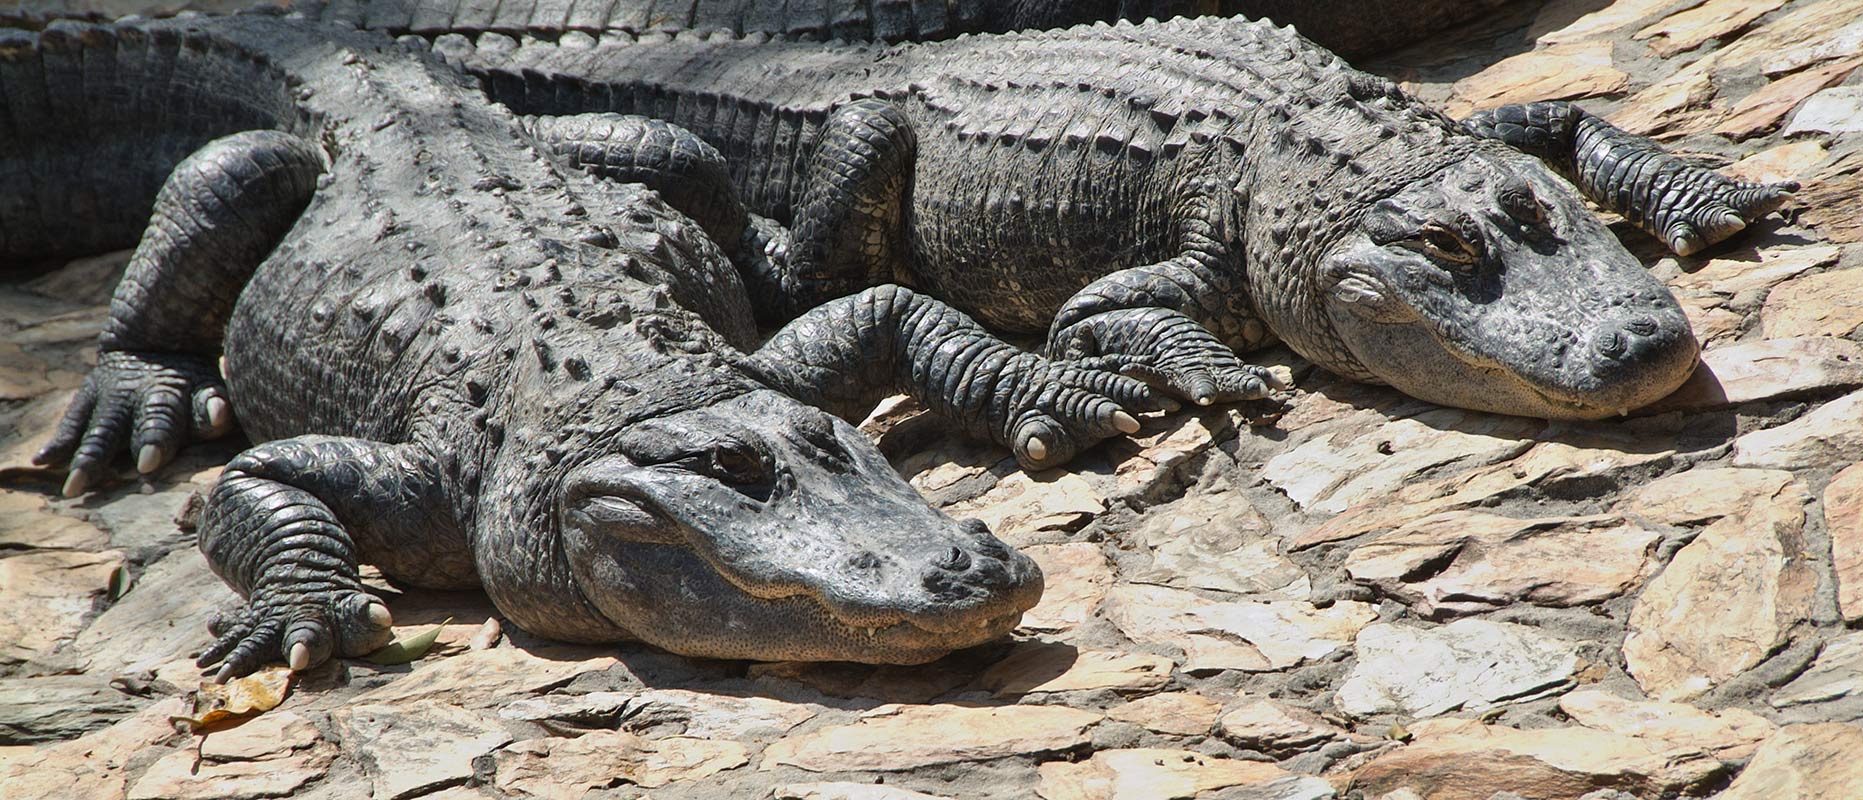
207 397 232 430
288 641 310 671
137 444 162 475
1112 410 1141 434
1025 437 1048 463
61 469 90 498
366 602 394 628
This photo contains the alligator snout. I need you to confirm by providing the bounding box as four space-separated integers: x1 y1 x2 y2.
1590 315 1669 368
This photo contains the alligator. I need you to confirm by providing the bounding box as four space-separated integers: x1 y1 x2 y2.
4 13 1179 677
416 15 1795 421
287 0 1531 58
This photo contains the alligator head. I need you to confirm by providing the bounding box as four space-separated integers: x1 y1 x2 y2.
1300 146 1699 419
549 388 1042 664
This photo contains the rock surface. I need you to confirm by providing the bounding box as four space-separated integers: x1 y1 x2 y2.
6 1 1863 798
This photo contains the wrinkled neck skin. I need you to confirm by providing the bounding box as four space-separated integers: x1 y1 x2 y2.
475 368 1042 663
1261 145 1699 420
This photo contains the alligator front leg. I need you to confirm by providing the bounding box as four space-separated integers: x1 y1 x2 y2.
1462 102 1796 256
745 285 1166 470
1046 255 1284 407
34 130 322 495
197 435 472 680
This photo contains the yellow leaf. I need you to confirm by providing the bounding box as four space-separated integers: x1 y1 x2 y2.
170 666 292 734
364 616 453 665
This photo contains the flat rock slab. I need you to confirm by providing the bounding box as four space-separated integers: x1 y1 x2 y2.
0 548 124 671
1019 543 1114 634
499 688 822 741
0 673 143 745
979 642 1175 696
1444 40 1629 117
1643 336 1863 413
332 702 513 800
1217 700 1348 754
493 730 748 796
1771 632 1863 721
1343 511 1658 618
1559 690 1775 760
127 711 331 800
1620 467 1796 527
1784 87 1863 135
1822 463 1863 623
1347 720 1725 800
347 646 620 708
1264 409 1539 515
1761 266 1863 339
761 703 1103 772
1623 479 1815 701
774 784 955 800
67 547 237 677
1334 620 1578 717
1034 748 1295 800
1105 693 1224 737
1104 585 1374 673
1732 388 1863 470
1134 492 1307 599
1712 723 1863 799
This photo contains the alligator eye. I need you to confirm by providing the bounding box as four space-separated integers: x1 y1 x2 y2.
706 443 768 486
1499 185 1546 226
1414 223 1481 268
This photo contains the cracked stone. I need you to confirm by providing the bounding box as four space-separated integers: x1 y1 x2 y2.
1644 336 1863 413
1783 87 1863 136
1106 692 1224 736
1826 464 1863 623
127 747 332 800
1347 720 1725 800
1020 543 1113 634
1633 0 1786 57
1762 267 1863 339
347 646 619 708
941 471 1105 546
1611 62 1719 136
0 492 108 551
761 703 1102 772
1444 40 1629 118
493 730 748 796
67 547 238 677
332 702 512 800
1217 700 1347 754
774 784 954 800
1558 690 1775 760
979 642 1175 696
1724 141 1831 184
1531 0 1684 47
1668 244 1839 300
500 688 821 741
1334 620 1579 717
0 548 125 672
1771 632 1863 714
1623 479 1814 701
1344 511 1659 618
1711 723 1863 800
1134 492 1306 598
1301 435 1672 549
1732 389 1863 471
1104 585 1374 673
1263 409 1538 515
1621 467 1795 527
1713 56 1863 139
1035 748 1294 800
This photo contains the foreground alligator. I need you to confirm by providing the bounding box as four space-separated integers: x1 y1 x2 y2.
290 0 1529 58
2 14 1186 676
424 15 1794 423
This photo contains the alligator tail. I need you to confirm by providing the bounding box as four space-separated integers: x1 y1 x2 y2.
0 21 298 266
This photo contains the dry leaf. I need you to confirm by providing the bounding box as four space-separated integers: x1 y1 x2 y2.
364 616 452 665
170 666 292 734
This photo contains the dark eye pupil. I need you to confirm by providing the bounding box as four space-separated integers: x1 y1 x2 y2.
714 448 760 480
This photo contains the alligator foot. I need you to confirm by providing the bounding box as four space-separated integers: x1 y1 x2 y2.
199 583 394 682
34 351 232 496
746 284 1167 471
1053 307 1285 408
1463 101 1797 256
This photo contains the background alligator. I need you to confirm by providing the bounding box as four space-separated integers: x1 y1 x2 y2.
1 13 1179 676
420 15 1795 425
288 0 1534 58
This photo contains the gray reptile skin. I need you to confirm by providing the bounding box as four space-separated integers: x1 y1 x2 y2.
3 13 1186 676
288 0 1532 57
425 15 1793 421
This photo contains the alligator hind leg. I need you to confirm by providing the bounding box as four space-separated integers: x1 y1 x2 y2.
197 436 471 680
746 284 1167 470
1463 102 1796 256
34 130 322 495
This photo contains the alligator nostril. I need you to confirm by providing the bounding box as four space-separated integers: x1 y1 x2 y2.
936 546 971 572
1624 317 1660 337
847 551 882 571
1594 330 1627 359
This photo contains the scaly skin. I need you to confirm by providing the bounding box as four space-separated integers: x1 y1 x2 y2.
427 15 1790 419
286 0 1532 57
5 14 1165 676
